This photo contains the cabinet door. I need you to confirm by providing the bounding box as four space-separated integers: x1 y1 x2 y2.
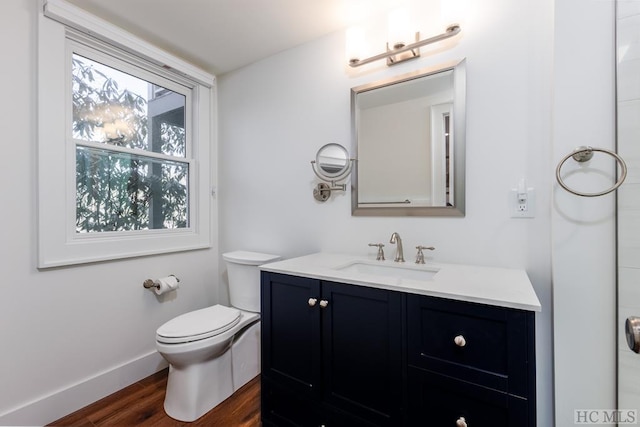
407 368 530 427
321 281 403 426
261 376 321 427
261 272 322 396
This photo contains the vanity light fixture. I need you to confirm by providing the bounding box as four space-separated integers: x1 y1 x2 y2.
348 24 461 68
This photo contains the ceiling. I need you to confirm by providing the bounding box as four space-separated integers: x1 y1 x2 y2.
65 0 400 76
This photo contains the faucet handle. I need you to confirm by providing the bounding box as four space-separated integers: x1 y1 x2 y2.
415 245 435 264
368 243 385 261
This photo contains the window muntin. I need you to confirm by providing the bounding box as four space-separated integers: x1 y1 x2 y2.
70 45 191 234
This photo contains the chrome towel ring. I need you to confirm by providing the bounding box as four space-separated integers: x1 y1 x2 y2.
555 146 627 197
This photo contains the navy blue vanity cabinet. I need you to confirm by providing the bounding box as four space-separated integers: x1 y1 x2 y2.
261 272 403 427
406 294 536 427
261 271 537 426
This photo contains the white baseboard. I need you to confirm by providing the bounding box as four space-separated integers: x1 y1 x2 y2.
0 351 168 426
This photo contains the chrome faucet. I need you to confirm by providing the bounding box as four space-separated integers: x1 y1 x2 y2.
389 232 405 262
368 243 385 260
415 245 435 264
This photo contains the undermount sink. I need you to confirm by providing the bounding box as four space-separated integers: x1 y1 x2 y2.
336 261 440 281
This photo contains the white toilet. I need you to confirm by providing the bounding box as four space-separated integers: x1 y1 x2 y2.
155 250 281 422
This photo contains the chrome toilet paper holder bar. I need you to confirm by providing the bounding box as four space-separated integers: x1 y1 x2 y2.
143 274 180 289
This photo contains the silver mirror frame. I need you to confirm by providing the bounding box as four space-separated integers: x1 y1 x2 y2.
351 59 466 217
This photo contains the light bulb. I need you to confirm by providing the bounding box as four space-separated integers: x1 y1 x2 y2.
441 0 464 27
388 8 413 49
346 26 365 64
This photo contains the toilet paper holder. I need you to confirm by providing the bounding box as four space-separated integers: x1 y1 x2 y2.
143 274 180 289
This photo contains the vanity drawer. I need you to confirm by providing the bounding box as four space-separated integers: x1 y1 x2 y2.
407 294 534 397
407 367 533 427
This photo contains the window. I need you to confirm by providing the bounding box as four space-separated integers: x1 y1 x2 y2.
38 1 214 267
72 50 189 233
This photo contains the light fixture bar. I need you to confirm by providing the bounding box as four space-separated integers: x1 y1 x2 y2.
348 24 461 68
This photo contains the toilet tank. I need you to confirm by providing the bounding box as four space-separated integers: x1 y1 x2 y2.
223 251 281 312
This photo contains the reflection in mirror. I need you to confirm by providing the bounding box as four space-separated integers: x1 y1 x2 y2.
351 59 466 216
316 143 350 177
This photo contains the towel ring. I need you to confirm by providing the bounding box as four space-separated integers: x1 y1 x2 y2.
556 146 627 197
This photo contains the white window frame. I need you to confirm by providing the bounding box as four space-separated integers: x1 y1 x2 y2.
37 0 214 268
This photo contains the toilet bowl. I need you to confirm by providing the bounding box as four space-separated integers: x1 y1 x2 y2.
155 250 280 422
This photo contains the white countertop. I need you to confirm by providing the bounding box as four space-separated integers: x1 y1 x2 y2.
260 252 541 312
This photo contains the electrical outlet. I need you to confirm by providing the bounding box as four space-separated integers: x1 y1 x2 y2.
510 188 535 218
517 196 528 212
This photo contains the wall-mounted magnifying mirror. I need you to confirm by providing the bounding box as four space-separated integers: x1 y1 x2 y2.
351 59 466 216
317 144 350 177
311 143 354 202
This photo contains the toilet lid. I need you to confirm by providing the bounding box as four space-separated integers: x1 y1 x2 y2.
156 304 241 344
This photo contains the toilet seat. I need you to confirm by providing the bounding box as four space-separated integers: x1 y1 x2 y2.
156 304 241 344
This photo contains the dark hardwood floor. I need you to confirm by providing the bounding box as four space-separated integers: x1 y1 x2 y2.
49 369 261 427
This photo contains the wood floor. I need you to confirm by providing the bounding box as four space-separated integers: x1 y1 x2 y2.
48 369 261 427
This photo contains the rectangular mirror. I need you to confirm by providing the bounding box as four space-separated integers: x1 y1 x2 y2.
351 59 466 216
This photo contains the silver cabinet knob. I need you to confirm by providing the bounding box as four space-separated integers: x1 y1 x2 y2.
626 316 640 353
454 335 466 347
319 299 329 308
456 417 467 427
308 298 318 307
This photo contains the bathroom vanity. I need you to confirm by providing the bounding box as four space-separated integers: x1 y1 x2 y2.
259 253 541 427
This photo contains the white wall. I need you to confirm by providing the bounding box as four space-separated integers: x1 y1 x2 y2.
0 1 220 425
552 0 617 425
219 0 555 424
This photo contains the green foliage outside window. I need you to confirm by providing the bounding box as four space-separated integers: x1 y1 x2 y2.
72 55 188 233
